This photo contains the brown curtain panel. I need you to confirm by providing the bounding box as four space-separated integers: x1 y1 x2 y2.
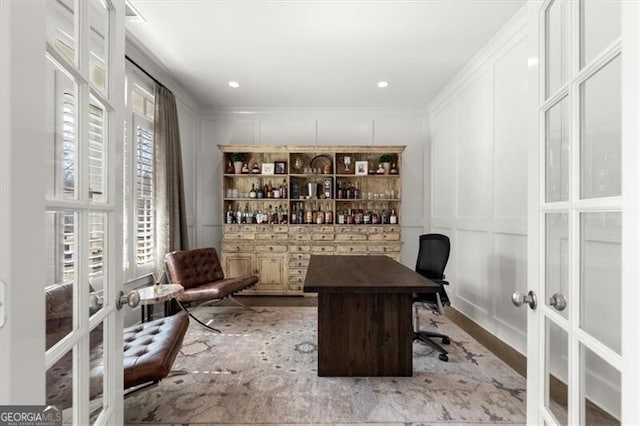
154 84 189 275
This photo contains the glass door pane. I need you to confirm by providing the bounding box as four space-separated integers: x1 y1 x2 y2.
545 97 569 202
580 55 621 199
579 344 620 425
546 318 569 424
46 0 76 64
546 0 568 98
89 0 109 93
546 213 569 319
580 212 621 354
580 0 621 68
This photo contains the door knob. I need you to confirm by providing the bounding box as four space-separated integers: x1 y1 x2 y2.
512 290 537 310
549 293 567 311
117 290 140 310
89 291 104 311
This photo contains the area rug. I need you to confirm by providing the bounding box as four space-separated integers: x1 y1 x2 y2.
124 306 526 425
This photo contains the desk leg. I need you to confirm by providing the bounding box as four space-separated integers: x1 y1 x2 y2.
317 292 413 377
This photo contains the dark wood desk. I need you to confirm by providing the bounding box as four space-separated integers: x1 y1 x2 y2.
303 255 439 377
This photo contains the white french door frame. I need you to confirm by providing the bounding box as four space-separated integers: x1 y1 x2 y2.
1 1 127 424
527 0 639 424
620 1 640 423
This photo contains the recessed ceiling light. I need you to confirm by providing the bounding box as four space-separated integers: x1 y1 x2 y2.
377 81 389 88
228 81 240 88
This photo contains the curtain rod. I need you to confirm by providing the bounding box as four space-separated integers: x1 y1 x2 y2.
125 55 165 88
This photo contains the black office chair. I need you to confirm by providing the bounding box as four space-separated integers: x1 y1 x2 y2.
414 233 451 362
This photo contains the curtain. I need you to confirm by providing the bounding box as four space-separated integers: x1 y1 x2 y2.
154 84 189 276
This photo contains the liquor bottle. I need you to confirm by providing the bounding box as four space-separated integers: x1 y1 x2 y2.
257 184 264 198
291 204 298 224
346 183 353 200
243 204 250 224
235 205 242 224
371 209 379 224
282 207 289 224
249 183 257 198
297 203 304 225
353 182 360 200
277 205 284 224
281 179 288 199
325 206 333 224
381 209 388 224
363 209 371 225
305 203 313 224
226 204 234 224
390 208 398 224
337 181 344 199
264 182 270 199
265 205 271 224
316 205 324 224
337 209 345 224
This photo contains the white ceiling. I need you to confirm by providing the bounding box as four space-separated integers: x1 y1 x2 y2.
126 1 525 110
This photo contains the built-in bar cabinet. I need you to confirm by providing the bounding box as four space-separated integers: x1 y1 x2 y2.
219 145 405 295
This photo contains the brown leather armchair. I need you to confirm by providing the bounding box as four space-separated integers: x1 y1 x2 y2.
164 247 258 331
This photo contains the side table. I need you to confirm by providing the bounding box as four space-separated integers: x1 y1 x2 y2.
138 284 184 322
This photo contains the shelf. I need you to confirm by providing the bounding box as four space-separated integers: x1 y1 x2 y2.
336 198 400 202
224 198 290 202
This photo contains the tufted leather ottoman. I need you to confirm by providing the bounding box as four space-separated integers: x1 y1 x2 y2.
46 287 189 409
121 311 189 389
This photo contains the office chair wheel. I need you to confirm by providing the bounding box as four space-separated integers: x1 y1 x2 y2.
438 353 448 362
442 337 451 345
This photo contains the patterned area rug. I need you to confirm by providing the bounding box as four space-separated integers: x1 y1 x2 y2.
124 306 526 425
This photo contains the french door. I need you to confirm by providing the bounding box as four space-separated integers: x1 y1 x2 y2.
1 1 127 424
524 0 639 424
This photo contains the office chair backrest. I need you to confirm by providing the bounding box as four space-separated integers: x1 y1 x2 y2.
415 233 450 280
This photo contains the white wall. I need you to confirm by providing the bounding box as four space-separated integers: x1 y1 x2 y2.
428 7 528 353
195 109 430 268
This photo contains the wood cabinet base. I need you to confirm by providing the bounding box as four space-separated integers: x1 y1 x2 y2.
317 292 413 377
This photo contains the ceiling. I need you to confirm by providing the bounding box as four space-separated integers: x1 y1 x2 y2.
126 1 525 110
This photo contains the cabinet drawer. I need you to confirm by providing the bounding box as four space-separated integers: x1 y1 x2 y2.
289 267 308 277
335 233 367 241
367 244 401 254
254 244 287 253
289 253 311 261
290 245 311 253
256 233 289 241
288 275 306 288
288 226 310 234
311 245 334 254
335 226 368 234
312 226 334 234
289 259 309 268
368 232 400 241
311 233 335 241
291 233 312 241
221 243 253 253
224 225 256 233
257 225 288 233
225 232 256 240
336 245 367 254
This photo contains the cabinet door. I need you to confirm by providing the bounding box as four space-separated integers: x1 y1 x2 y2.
223 253 254 277
256 254 287 290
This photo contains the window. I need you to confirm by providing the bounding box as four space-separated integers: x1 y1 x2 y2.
124 75 156 277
